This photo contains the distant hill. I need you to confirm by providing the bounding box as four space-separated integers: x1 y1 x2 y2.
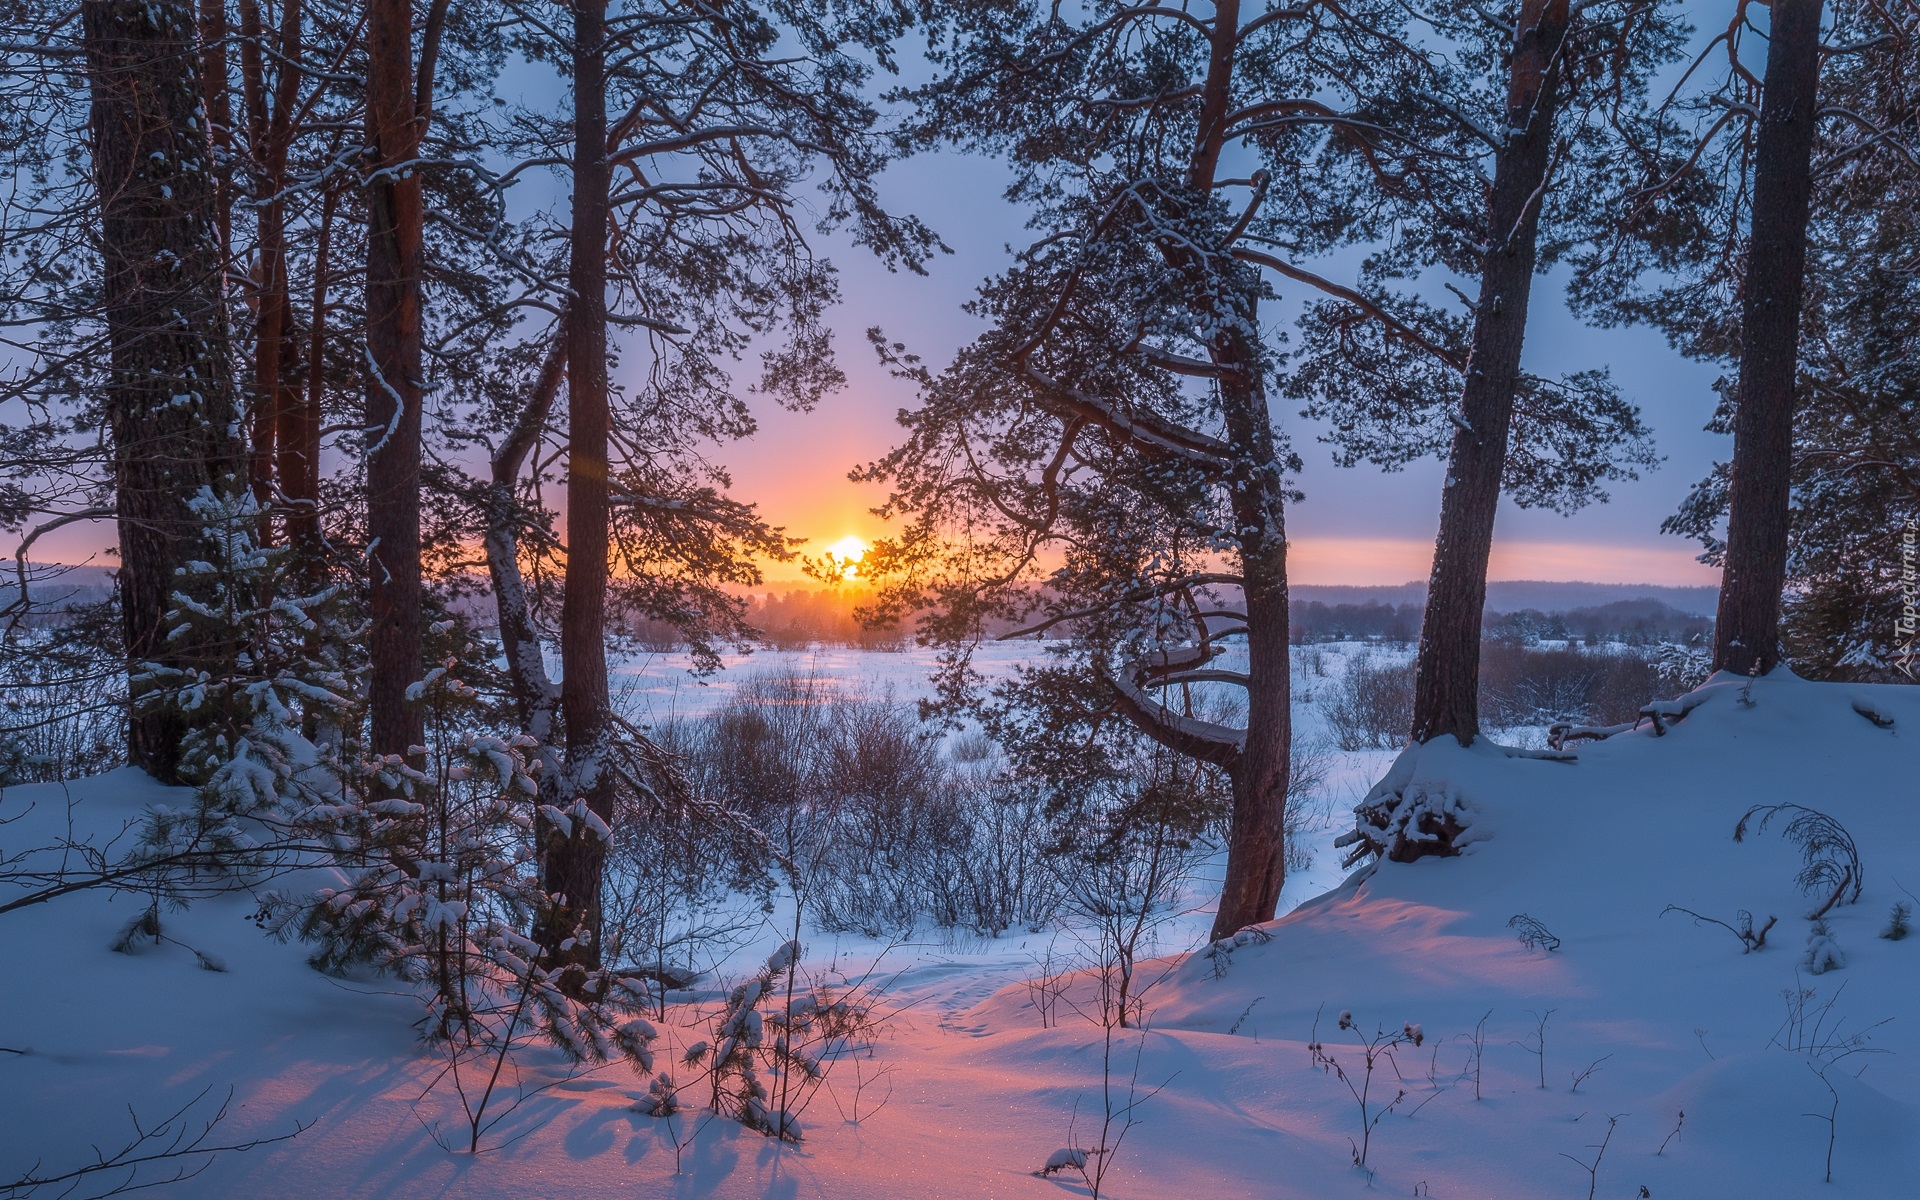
1292 580 1719 618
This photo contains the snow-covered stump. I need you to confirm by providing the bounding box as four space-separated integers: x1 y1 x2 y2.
1336 749 1478 866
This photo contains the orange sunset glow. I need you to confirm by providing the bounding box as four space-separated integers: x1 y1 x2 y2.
821 535 870 579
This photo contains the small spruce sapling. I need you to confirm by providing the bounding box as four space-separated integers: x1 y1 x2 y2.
132 489 360 883
1804 918 1846 975
688 940 881 1142
1878 901 1910 941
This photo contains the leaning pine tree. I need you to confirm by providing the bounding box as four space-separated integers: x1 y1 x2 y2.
864 1 1450 938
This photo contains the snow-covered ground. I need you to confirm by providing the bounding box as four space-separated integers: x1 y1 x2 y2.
5 658 1917 1198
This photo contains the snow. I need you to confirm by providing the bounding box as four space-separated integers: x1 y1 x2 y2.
5 663 1919 1197
605 640 1039 723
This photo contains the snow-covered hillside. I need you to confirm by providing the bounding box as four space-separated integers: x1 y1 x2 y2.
4 670 1916 1198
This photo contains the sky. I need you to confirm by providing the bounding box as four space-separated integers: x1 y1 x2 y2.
23 17 1735 590
717 144 1728 588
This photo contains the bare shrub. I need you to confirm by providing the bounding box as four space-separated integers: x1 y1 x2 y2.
1285 734 1334 873
925 775 1062 937
809 696 959 936
1478 643 1604 727
1480 642 1687 732
646 672 1063 940
1325 653 1414 750
0 601 127 785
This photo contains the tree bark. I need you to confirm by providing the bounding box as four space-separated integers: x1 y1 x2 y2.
1212 321 1293 940
83 0 245 781
364 0 426 760
482 323 566 757
286 183 331 558
536 0 615 977
240 0 305 547
1411 0 1570 746
1714 0 1825 677
1194 0 1293 938
195 0 233 284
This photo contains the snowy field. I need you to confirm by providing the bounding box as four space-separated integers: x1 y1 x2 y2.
5 653 1918 1198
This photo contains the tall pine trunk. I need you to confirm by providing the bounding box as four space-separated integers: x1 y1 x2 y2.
84 0 244 781
285 185 331 558
1195 1 1294 938
536 0 615 977
1714 0 1825 677
195 0 232 283
363 0 426 761
1410 0 1570 746
1213 323 1293 940
239 0 304 546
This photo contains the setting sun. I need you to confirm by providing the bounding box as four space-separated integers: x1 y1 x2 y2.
823 535 869 579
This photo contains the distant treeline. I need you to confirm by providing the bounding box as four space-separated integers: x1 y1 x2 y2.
624 588 1715 652
1287 601 1422 644
1287 597 1709 646
617 587 910 652
11 571 1714 652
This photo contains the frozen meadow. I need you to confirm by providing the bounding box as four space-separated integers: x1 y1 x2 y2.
4 650 1918 1198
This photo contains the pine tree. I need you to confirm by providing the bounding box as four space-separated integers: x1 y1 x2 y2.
864 0 1443 937
481 0 936 972
1575 1 1915 680
82 0 247 781
1283 0 1676 746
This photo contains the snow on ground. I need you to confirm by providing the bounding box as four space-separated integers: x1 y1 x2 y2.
606 640 1038 723
5 658 1917 1198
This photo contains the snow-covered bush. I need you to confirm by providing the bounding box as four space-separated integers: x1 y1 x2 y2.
1804 918 1846 975
265 654 655 1069
687 940 877 1141
0 597 126 786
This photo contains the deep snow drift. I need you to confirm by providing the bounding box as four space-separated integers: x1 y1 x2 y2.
4 669 1917 1198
